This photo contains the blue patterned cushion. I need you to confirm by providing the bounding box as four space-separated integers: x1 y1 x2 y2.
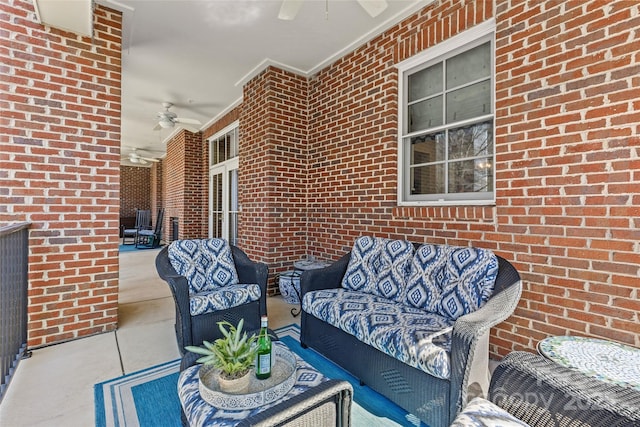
440 246 498 320
406 245 498 320
189 284 261 316
302 288 454 379
341 236 413 302
405 244 448 311
450 397 530 426
168 239 239 294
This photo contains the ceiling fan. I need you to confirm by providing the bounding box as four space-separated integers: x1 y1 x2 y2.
278 0 388 20
153 102 202 133
127 148 159 165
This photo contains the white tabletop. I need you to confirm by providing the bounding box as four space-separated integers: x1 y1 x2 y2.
538 336 640 390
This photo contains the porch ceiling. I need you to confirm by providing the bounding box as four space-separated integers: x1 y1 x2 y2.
97 0 428 166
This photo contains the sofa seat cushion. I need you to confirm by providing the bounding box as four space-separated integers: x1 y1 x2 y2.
406 245 499 320
302 288 454 379
341 236 414 303
168 238 239 294
450 397 531 426
190 284 261 316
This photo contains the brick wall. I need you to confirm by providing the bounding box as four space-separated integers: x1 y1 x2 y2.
0 2 122 347
120 165 151 218
492 0 640 353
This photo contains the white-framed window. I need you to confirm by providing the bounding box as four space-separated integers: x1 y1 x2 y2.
397 20 496 206
209 121 239 244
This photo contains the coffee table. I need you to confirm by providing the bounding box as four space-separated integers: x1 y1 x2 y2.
538 335 640 390
178 341 353 426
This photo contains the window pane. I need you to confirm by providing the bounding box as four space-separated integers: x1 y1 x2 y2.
230 128 238 158
448 121 493 160
446 42 491 89
446 80 491 123
408 96 443 133
408 63 442 102
411 163 445 195
448 157 493 193
409 132 445 165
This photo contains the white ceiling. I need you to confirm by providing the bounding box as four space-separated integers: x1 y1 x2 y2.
95 0 428 165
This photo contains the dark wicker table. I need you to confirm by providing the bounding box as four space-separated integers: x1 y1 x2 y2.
538 335 640 390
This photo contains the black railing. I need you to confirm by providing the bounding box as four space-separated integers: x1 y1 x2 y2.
0 222 30 402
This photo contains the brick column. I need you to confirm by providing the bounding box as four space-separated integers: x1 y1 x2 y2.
164 130 206 240
1 2 122 346
239 67 309 294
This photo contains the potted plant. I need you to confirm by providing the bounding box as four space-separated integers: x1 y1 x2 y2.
185 318 258 393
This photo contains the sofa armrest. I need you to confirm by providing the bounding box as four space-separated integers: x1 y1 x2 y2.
299 252 350 299
231 245 269 316
448 256 522 423
489 351 640 426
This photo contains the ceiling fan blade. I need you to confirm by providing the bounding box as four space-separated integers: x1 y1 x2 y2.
153 123 162 131
141 157 160 163
357 0 387 17
174 117 202 126
278 0 304 20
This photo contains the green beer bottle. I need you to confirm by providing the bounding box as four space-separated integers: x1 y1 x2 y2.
255 316 272 379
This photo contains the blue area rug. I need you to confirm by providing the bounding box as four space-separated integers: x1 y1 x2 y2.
94 324 425 427
119 244 163 253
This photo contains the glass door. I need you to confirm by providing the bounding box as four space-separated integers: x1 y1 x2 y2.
209 159 239 245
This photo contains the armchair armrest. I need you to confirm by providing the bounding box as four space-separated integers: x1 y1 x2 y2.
490 351 640 426
231 245 269 316
448 256 522 423
299 252 350 300
155 246 193 348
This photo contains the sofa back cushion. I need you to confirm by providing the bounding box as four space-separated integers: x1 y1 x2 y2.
168 238 239 295
341 236 413 302
406 245 498 319
405 244 448 312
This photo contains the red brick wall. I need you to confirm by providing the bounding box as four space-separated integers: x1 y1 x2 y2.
493 0 640 353
1 2 122 347
120 165 151 218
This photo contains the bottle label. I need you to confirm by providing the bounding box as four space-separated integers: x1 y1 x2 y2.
257 353 271 374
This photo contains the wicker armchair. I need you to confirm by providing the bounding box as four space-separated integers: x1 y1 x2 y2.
486 351 640 426
155 240 268 355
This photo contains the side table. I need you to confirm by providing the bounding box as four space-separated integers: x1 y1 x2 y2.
537 335 640 390
280 258 330 317
178 341 353 426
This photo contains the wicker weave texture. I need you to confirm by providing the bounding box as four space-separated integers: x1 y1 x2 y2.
490 351 640 427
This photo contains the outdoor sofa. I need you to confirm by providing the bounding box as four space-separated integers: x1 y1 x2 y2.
299 236 522 427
